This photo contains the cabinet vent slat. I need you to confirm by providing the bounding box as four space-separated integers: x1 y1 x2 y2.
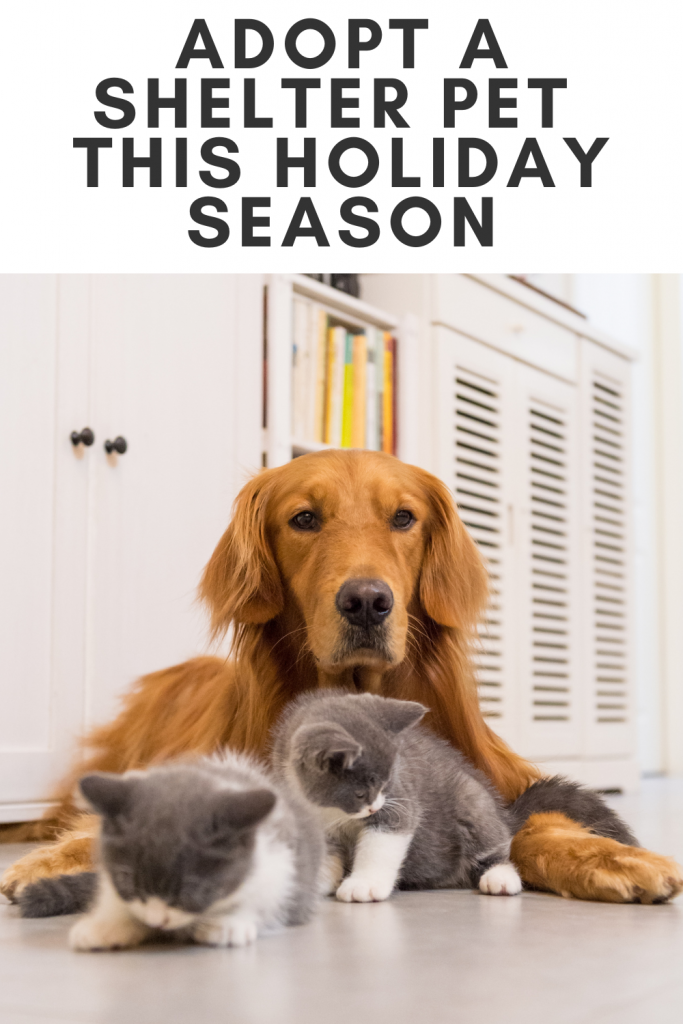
529 403 572 722
590 376 629 726
452 369 505 719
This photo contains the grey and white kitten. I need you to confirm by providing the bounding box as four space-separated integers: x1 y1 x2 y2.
271 691 521 903
66 751 323 950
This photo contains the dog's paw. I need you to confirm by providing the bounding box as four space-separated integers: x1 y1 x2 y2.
192 916 258 947
1 854 60 901
336 874 394 903
1 835 93 901
579 847 683 905
69 914 147 951
479 862 522 896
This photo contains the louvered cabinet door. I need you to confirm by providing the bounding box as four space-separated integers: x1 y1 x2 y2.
435 328 518 747
579 341 635 758
513 366 582 760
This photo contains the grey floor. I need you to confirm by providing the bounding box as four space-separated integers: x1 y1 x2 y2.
1 779 683 1024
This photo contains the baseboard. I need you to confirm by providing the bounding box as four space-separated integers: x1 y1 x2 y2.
533 757 640 794
0 801 57 824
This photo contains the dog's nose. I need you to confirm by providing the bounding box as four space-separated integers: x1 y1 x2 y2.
336 578 394 628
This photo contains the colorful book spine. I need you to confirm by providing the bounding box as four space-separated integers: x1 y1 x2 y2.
341 332 354 448
327 325 346 447
382 333 393 455
376 328 385 453
313 309 328 443
351 334 367 448
323 324 335 444
291 298 305 441
365 330 378 450
390 335 398 456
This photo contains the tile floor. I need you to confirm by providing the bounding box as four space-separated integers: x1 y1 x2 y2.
1 778 682 1024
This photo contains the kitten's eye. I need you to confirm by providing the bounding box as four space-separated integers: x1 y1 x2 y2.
392 509 415 530
354 790 366 800
290 510 319 532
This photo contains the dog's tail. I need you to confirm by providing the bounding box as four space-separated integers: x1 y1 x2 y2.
18 873 98 918
508 776 638 846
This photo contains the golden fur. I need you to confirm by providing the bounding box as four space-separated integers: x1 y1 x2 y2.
2 450 681 904
511 813 683 903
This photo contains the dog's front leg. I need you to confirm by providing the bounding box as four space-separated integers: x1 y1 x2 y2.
511 812 683 903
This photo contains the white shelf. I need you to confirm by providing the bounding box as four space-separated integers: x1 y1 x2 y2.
291 275 399 330
266 275 407 470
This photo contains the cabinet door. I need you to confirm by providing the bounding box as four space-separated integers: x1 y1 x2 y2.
579 341 635 757
435 328 519 747
513 365 582 760
0 277 91 815
0 276 263 818
84 275 263 728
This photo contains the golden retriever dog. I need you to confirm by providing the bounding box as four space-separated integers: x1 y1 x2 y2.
2 450 681 904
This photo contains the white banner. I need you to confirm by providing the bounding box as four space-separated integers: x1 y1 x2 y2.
1 0 681 271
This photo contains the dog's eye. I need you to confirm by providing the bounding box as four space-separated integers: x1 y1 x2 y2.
290 510 318 531
392 509 414 530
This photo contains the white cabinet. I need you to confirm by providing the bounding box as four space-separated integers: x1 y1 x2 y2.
363 273 638 790
579 341 634 760
0 276 263 819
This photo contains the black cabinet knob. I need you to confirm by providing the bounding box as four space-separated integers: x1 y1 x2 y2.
70 428 95 447
104 436 128 455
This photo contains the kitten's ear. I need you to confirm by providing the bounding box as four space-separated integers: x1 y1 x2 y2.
211 789 276 835
370 698 428 735
293 723 362 772
79 773 134 817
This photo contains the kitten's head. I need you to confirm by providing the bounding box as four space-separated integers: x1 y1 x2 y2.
79 767 276 931
288 693 426 818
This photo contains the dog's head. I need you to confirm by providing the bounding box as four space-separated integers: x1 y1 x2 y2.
200 450 487 675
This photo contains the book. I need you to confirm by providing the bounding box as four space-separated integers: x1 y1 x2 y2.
292 298 309 441
382 332 393 455
341 331 354 448
390 335 398 456
325 325 346 447
351 333 367 448
365 329 378 450
376 328 385 452
313 308 327 442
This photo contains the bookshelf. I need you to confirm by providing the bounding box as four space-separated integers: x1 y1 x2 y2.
265 275 417 468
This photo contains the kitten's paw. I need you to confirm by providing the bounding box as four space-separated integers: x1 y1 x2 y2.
192 916 258 948
479 863 522 896
69 914 148 951
336 874 394 903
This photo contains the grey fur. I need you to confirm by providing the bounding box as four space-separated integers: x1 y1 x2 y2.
271 690 513 890
508 776 638 846
28 752 324 933
19 873 98 918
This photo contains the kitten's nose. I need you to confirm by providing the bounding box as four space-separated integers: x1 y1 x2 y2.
336 578 394 628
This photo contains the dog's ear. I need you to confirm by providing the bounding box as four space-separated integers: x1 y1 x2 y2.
417 471 489 630
199 470 284 634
